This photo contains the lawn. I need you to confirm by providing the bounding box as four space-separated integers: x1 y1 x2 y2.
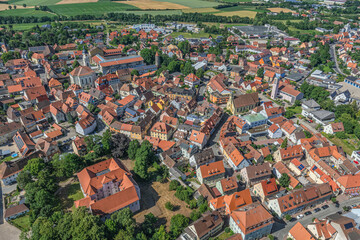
287 106 302 114
155 0 219 8
322 133 358 155
10 214 30 231
222 0 252 2
58 182 84 210
48 2 138 16
2 22 46 31
0 8 54 17
218 5 267 12
217 231 234 240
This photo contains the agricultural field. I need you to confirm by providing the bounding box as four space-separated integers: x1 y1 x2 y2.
0 8 54 17
215 10 257 18
8 0 61 6
48 2 138 16
122 0 189 9
182 7 219 13
155 0 219 8
268 7 294 13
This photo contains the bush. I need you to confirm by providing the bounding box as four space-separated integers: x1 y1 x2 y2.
165 201 174 211
335 131 347 139
285 214 292 221
225 227 231 233
169 180 180 191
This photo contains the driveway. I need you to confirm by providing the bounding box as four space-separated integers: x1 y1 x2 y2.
0 184 21 240
272 196 360 239
330 44 346 76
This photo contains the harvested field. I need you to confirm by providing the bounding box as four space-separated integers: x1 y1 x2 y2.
267 7 294 13
57 0 97 4
215 10 257 18
0 4 31 11
122 0 188 9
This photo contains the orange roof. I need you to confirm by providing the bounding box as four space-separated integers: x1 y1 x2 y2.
45 129 63 139
199 161 225 179
338 174 360 189
224 189 253 214
189 130 206 145
280 145 303 160
99 56 143 67
289 222 315 240
49 78 62 88
7 84 23 93
230 204 273 235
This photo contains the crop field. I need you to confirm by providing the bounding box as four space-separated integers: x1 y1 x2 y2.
0 8 54 16
155 0 219 8
48 2 138 16
8 0 61 6
182 7 219 13
268 7 294 13
0 3 31 10
218 5 266 12
122 0 188 9
215 10 257 18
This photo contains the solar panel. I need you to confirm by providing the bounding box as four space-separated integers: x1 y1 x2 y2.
344 222 354 229
312 166 317 171
298 165 304 170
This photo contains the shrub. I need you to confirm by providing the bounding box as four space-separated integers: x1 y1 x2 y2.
165 201 174 211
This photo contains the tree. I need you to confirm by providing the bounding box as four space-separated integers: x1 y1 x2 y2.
128 140 140 160
13 5 16 9
257 67 264 78
66 113 74 124
284 110 295 119
1 51 20 63
141 213 158 237
131 69 139 76
196 68 204 79
8 5 11 9
355 126 360 140
16 170 33 189
52 153 83 178
181 61 195 76
24 158 46 176
279 173 291 188
281 138 288 148
23 3 26 7
178 41 191 55
285 214 292 221
88 103 96 113
152 225 170 240
111 207 136 235
190 210 201 221
102 129 112 154
51 54 59 61
140 48 155 65
170 214 189 237
111 133 130 159
72 60 80 68
304 130 313 138
169 180 180 190
165 201 174 211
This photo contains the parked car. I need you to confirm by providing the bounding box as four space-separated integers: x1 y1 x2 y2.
337 211 342 215
314 208 321 213
304 211 312 216
322 205 329 210
335 202 340 208
296 214 304 219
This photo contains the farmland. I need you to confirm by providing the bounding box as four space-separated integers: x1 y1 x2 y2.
48 2 138 16
0 8 54 17
122 0 189 10
215 10 257 18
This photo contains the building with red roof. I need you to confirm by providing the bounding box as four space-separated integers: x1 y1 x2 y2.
75 158 140 216
197 161 225 186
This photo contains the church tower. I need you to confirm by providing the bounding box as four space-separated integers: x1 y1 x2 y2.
155 51 161 68
82 46 90 67
271 77 280 99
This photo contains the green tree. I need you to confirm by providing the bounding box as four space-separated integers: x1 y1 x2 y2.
102 129 112 154
257 67 264 78
165 201 174 211
285 214 292 221
196 68 204 79
141 213 158 237
170 214 189 237
279 173 291 188
140 48 155 65
152 225 169 240
52 153 83 178
131 69 139 76
169 180 180 190
178 41 191 55
181 61 195 76
72 60 80 68
111 207 136 235
16 170 33 189
52 54 59 61
1 51 20 63
128 140 140 160
24 158 46 176
190 210 201 221
355 126 360 139
281 138 288 148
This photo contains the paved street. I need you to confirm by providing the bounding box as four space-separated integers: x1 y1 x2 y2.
0 184 21 240
272 196 360 239
330 44 346 76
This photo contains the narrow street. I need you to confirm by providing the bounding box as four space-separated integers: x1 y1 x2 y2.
272 196 360 239
330 44 346 76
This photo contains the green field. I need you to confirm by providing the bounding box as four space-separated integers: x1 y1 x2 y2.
0 8 54 17
8 0 60 6
218 5 267 12
222 0 252 2
156 0 219 8
48 2 138 16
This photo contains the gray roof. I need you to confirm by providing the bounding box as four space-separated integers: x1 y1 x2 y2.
302 99 320 109
312 110 335 121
